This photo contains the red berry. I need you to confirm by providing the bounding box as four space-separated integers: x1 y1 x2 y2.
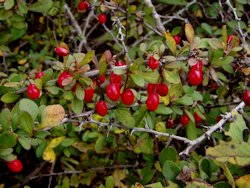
192 60 203 71
54 47 69 57
121 88 135 105
211 82 219 90
166 119 175 128
194 112 202 123
96 100 108 116
216 116 222 123
7 159 23 173
57 71 73 87
180 114 190 126
78 1 90 11
27 83 40 100
147 83 157 94
146 93 160 111
106 83 120 101
84 86 94 102
98 13 107 24
227 35 235 43
156 83 169 96
188 68 203 86
173 35 181 45
98 74 106 84
115 61 126 66
110 72 122 85
35 71 44 79
242 90 250 106
148 56 159 70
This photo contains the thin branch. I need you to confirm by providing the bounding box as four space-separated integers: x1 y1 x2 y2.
30 163 138 180
144 0 166 35
179 101 246 156
225 0 247 44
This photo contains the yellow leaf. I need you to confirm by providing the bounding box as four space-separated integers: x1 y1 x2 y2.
185 23 195 44
38 104 65 130
0 50 3 56
48 136 65 148
18 59 27 65
164 32 176 55
43 146 56 163
221 25 227 44
135 182 144 188
242 67 250 76
161 95 170 106
236 174 250 188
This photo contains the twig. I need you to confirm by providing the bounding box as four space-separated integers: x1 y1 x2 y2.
225 0 247 44
179 101 246 156
132 0 197 47
11 162 46 188
144 0 166 35
30 163 138 180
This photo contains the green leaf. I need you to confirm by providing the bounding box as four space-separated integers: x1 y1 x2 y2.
162 160 181 181
1 93 20 103
131 73 145 87
165 32 176 55
29 0 53 13
175 95 193 106
80 50 95 67
105 176 115 188
95 135 105 153
155 105 173 115
75 84 84 100
71 97 84 114
99 52 108 75
18 1 28 14
61 138 75 147
4 0 15 10
201 23 212 35
45 86 60 95
19 111 33 135
158 0 187 5
160 147 178 165
116 109 135 127
36 141 47 158
0 108 12 131
225 113 247 142
10 26 27 41
184 109 195 123
42 68 53 83
212 56 234 67
206 141 250 166
19 98 39 121
215 161 235 188
143 70 160 84
185 121 197 140
0 132 17 149
0 154 16 162
134 137 154 154
134 105 147 127
163 69 180 84
18 136 32 150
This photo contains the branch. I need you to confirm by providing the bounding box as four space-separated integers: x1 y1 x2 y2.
179 101 246 156
144 0 166 35
225 0 247 44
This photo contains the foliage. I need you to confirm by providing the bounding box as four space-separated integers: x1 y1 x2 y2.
0 0 249 187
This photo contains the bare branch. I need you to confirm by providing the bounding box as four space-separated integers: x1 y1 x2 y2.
180 101 246 156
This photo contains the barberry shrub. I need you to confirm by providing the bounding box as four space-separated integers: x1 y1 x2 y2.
0 0 249 187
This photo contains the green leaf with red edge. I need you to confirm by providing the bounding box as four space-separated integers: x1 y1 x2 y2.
165 32 176 55
80 50 95 67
